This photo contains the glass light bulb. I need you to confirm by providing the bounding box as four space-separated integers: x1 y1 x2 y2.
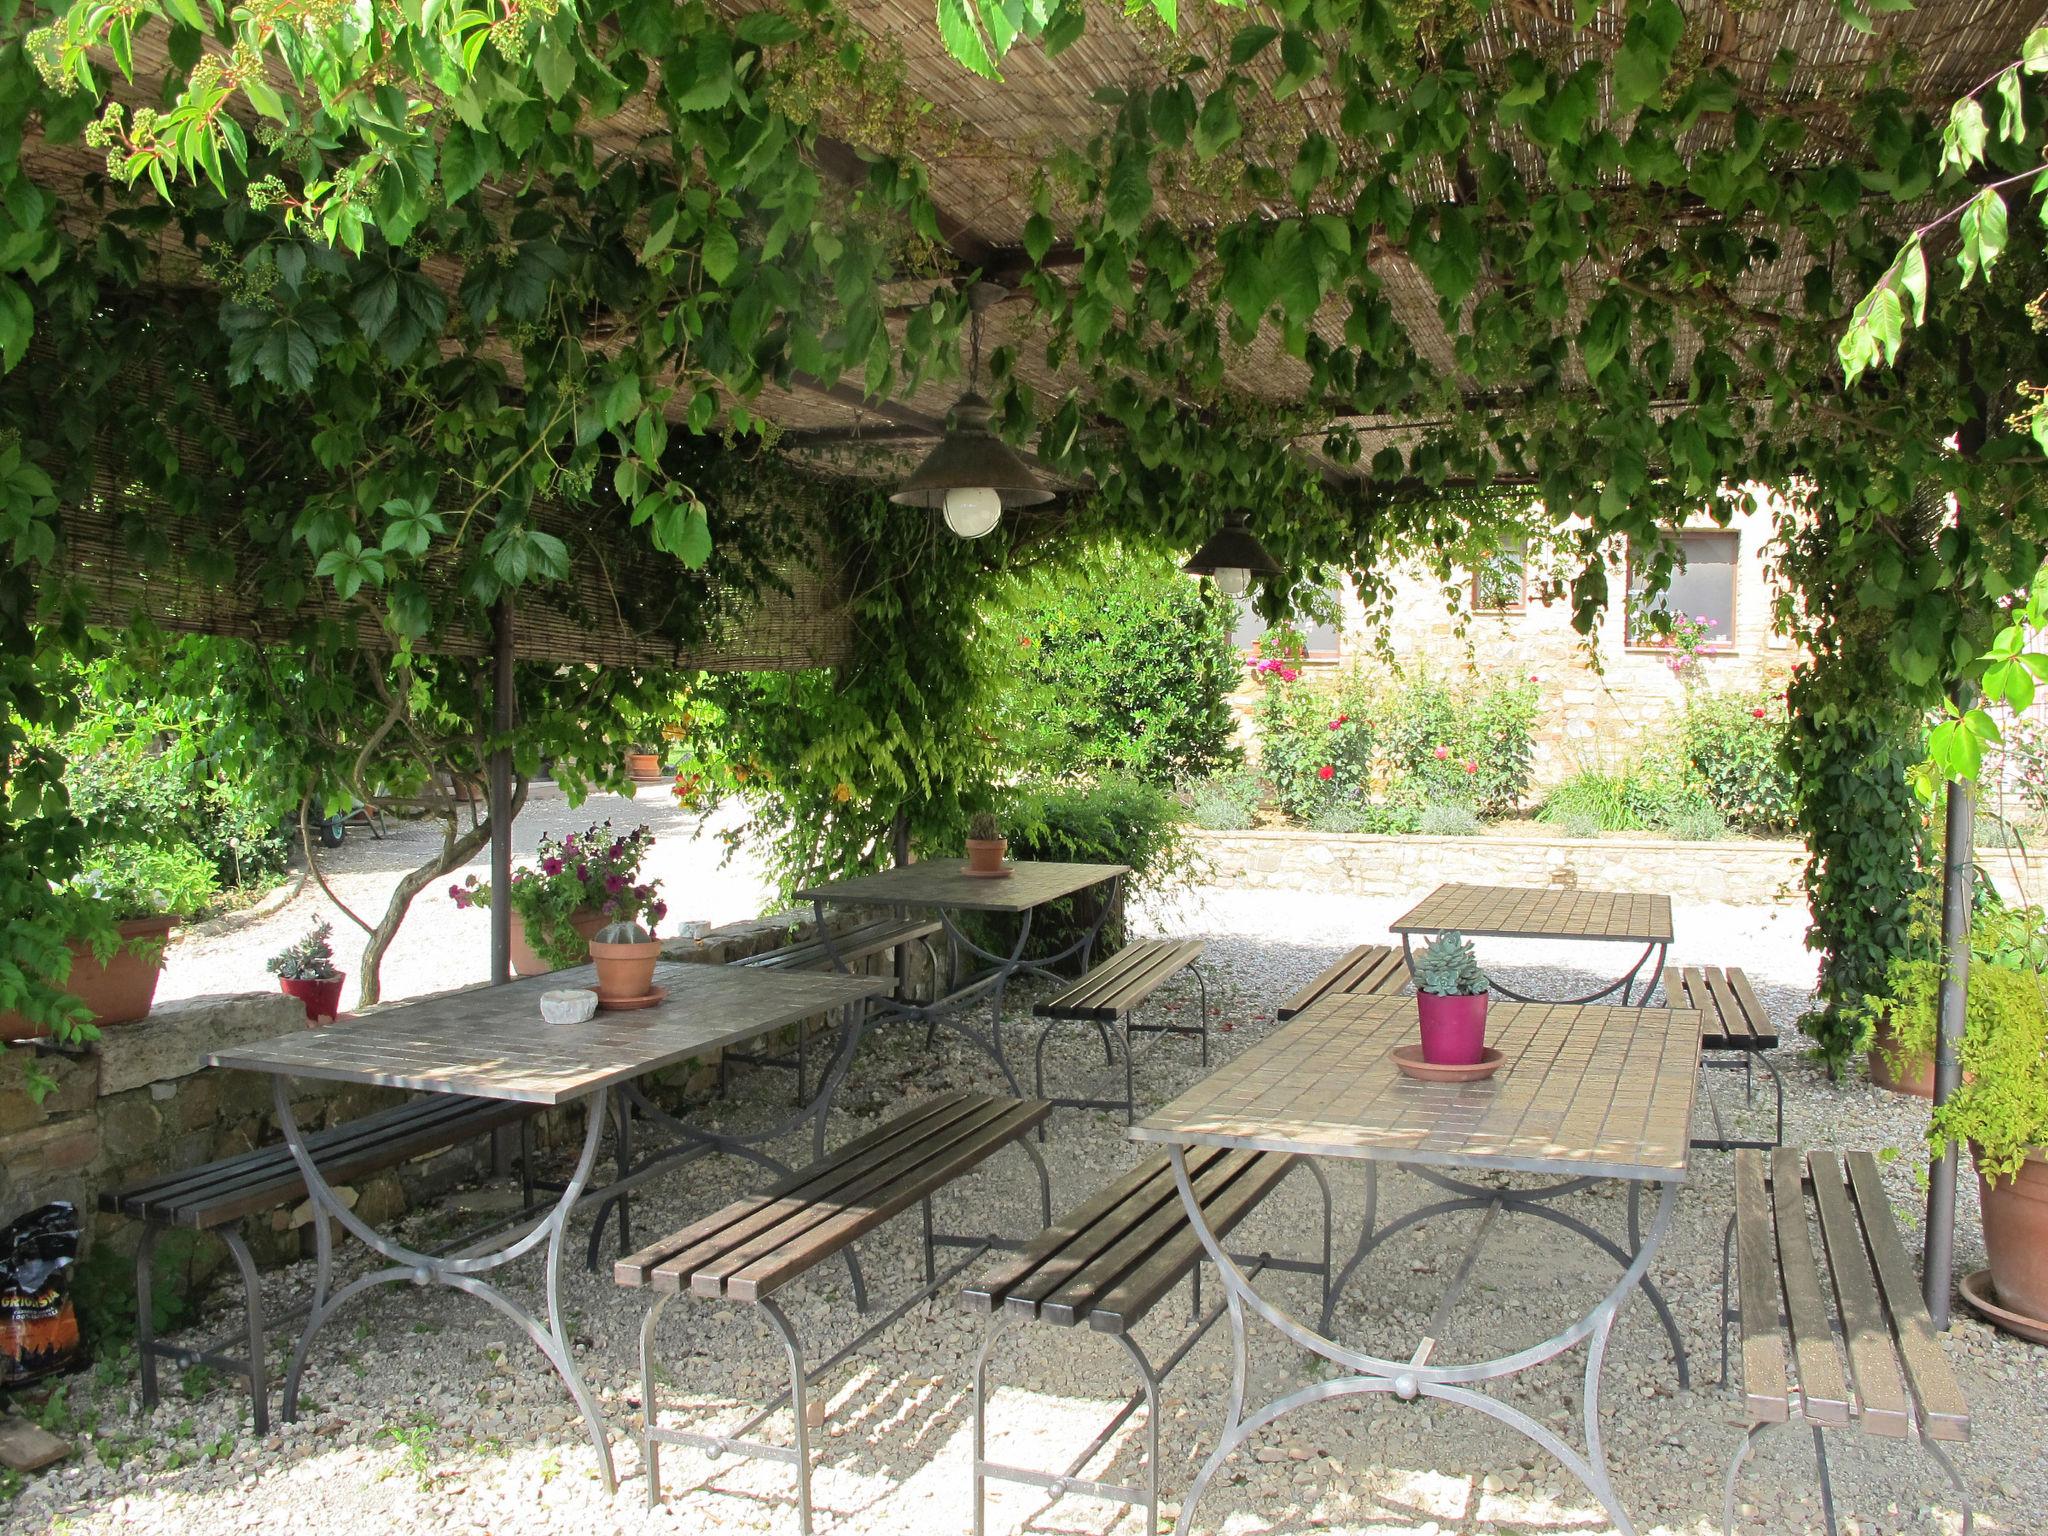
1211 565 1252 598
942 486 1002 539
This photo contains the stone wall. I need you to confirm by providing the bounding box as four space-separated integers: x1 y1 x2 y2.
1192 827 1811 905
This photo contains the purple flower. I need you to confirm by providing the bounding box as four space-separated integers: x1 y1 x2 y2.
542 856 564 876
605 873 626 894
576 863 589 881
653 901 668 922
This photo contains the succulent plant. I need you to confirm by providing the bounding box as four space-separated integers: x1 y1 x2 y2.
594 919 653 945
1414 932 1487 997
967 812 1002 842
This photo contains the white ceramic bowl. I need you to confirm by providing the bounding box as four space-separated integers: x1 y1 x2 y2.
539 988 599 1025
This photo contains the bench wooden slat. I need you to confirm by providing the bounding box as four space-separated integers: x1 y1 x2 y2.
1733 1149 1792 1423
723 1098 1048 1302
617 1091 985 1288
1702 966 1760 1047
684 1097 1024 1296
1808 1151 1912 1437
1039 941 1203 1021
1085 1152 1297 1332
1277 944 1406 1020
106 1095 532 1229
963 1152 1210 1316
1770 1147 1852 1425
739 918 941 972
1845 1152 1972 1443
1726 968 1778 1047
1036 1149 1259 1325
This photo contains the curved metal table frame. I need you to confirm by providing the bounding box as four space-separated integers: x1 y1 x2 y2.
1399 929 1668 1008
807 871 1124 1095
271 1075 620 1490
1169 1148 1683 1536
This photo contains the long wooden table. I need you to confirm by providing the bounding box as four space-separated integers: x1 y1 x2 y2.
206 959 891 1490
1390 881 1676 1006
1132 992 1702 1536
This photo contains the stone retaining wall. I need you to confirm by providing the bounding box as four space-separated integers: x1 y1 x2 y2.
1190 827 1812 904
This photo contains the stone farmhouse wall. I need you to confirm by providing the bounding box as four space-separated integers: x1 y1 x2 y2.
1228 494 1801 793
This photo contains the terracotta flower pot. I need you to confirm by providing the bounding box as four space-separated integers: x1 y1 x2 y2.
279 974 346 1025
625 752 664 783
1415 990 1488 1065
966 837 1008 874
508 908 607 977
588 937 662 1003
1977 1147 2048 1323
1 916 177 1041
1868 1010 1935 1098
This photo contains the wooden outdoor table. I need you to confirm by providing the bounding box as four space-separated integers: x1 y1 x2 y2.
206 959 891 1491
1132 993 1702 1536
793 860 1129 1092
1390 881 1676 1006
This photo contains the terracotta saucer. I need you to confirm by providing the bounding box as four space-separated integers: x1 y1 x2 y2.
597 984 669 1013
961 865 1015 880
1960 1269 2048 1345
1391 1044 1505 1083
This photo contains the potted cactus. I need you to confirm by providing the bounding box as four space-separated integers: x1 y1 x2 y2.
267 922 346 1024
965 811 1007 876
1414 931 1488 1065
588 919 662 1004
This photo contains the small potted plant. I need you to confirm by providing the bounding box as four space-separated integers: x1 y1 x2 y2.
267 922 346 1024
624 745 664 783
1414 931 1488 1065
965 811 1007 876
451 822 666 975
588 919 662 1004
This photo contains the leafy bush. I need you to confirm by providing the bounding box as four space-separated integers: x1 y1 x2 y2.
1663 803 1728 842
1927 964 2048 1181
1416 801 1483 837
992 545 1241 785
1547 806 1608 840
1254 676 1375 821
1309 802 1417 834
72 842 219 922
1184 772 1262 831
992 776 1199 961
1539 757 1708 834
65 739 291 890
1679 691 1798 834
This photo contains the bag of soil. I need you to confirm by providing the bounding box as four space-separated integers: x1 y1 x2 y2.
0 1202 81 1385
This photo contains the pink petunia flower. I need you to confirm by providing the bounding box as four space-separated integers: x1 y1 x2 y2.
542 856 563 876
1433 745 1449 760
1462 760 1478 774
605 873 626 894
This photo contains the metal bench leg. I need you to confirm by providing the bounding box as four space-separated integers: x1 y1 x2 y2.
1118 1333 1162 1536
639 1291 677 1508
1919 1433 1973 1535
1758 1052 1786 1148
221 1228 270 1434
761 1298 815 1536
1195 967 1211 1067
1812 1424 1839 1536
971 1311 1012 1536
1123 1019 1136 1126
134 1224 161 1415
1721 1420 1776 1536
1718 1215 1736 1388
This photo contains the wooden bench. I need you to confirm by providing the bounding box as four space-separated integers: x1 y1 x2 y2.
1275 943 1409 1020
100 1093 535 1432
719 917 943 1099
1662 965 1783 1151
963 1146 1331 1536
1031 939 1207 1125
621 1090 1050 1531
1719 1148 1971 1536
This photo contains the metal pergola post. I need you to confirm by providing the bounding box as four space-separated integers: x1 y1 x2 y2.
488 595 516 986
1924 772 1974 1326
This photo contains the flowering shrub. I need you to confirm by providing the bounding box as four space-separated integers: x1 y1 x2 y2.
1253 667 1536 823
451 822 665 967
1678 691 1797 834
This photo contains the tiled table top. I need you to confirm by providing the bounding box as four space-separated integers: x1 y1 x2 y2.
794 860 1127 915
207 961 891 1105
1133 995 1701 1181
1391 882 1675 945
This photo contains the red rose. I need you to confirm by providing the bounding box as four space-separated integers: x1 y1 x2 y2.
1433 745 1449 760
1751 707 1767 718
1318 764 1335 781
1462 760 1478 774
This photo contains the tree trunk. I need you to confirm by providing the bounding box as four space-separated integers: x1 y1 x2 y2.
355 775 528 1007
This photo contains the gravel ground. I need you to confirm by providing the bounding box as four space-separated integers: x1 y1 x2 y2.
11 873 2047 1536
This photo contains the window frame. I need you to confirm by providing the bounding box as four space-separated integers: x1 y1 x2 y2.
1469 541 1528 615
1624 528 1739 652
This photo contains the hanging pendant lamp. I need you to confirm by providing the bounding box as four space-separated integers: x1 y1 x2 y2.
1183 511 1282 598
890 286 1050 538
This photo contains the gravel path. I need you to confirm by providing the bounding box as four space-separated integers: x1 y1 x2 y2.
12 880 2045 1536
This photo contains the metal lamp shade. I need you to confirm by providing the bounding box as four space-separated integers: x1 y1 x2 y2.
1182 512 1283 579
888 393 1053 510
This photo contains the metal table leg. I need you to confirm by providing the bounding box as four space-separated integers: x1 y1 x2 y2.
1169 1146 1680 1536
272 1076 619 1491
1401 933 1669 1007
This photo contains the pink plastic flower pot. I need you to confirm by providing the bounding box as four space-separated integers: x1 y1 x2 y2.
1415 991 1488 1065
